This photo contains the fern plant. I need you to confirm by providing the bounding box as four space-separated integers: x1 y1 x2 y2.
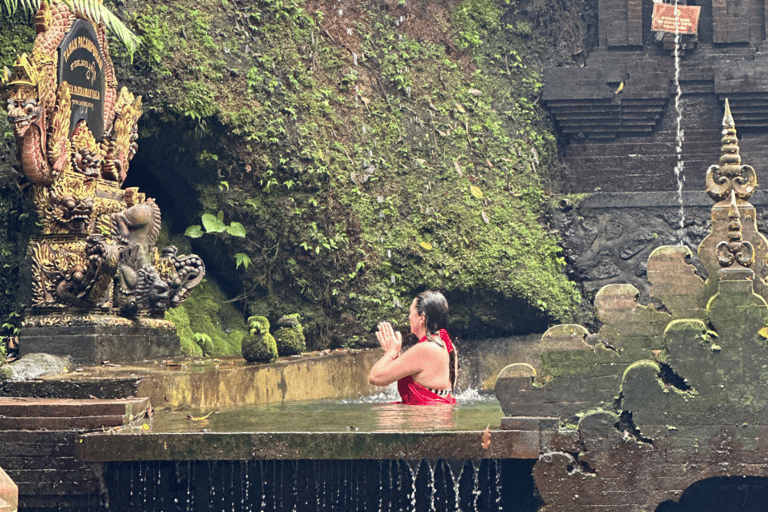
1 0 139 54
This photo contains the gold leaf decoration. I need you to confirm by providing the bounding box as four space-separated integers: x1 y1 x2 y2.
48 81 72 176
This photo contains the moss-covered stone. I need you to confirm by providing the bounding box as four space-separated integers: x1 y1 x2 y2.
242 316 278 362
242 332 278 363
274 324 306 357
164 280 247 357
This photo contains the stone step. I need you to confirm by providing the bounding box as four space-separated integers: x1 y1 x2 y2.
0 398 149 431
565 141 719 158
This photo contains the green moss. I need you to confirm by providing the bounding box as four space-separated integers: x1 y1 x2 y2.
117 0 582 347
274 323 306 356
164 305 202 357
241 329 278 362
165 279 247 356
248 315 270 335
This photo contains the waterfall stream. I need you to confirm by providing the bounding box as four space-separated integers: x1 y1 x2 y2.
673 0 686 244
101 458 536 511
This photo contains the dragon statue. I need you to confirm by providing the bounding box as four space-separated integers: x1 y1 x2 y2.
1 0 204 318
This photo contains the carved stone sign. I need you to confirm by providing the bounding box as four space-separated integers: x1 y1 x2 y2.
651 3 701 35
57 19 105 139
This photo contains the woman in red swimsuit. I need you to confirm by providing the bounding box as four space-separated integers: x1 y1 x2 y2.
368 290 457 405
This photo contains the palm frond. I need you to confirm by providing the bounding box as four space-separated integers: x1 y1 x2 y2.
1 0 39 15
1 0 139 55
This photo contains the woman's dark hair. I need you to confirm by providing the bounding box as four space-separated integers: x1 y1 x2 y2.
415 290 458 387
414 290 449 335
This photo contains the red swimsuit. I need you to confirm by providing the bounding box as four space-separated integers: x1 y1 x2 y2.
396 329 456 405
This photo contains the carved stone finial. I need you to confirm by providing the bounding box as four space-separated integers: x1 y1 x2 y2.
35 0 53 34
705 98 757 201
716 189 755 268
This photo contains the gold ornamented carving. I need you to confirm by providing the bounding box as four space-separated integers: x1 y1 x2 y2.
103 87 142 183
71 120 103 178
30 236 119 308
48 81 73 178
5 1 205 319
35 0 53 33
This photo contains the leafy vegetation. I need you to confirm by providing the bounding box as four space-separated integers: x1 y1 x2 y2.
1 0 139 54
0 0 588 354
118 0 583 350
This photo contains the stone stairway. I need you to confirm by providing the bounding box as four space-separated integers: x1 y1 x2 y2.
561 128 721 193
0 397 150 510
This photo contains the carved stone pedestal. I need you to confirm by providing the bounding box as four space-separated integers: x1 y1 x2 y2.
19 316 180 365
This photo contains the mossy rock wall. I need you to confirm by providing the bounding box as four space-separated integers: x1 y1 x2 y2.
165 280 247 357
1 0 589 350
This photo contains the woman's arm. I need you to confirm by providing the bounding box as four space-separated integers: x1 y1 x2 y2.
369 321 443 386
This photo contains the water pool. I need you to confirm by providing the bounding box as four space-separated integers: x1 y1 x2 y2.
150 388 505 434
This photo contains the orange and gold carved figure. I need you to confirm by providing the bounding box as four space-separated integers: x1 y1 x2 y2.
1 0 204 317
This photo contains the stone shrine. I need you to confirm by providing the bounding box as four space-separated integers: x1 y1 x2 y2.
1 0 204 363
496 103 768 510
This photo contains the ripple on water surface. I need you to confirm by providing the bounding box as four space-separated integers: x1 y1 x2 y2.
151 387 503 434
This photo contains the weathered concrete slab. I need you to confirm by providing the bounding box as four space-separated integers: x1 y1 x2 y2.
19 322 181 366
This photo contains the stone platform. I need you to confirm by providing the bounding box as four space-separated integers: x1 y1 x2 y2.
0 397 149 510
19 318 181 365
0 397 149 430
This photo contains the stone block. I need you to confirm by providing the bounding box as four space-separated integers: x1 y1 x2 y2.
542 430 580 453
599 321 666 339
499 416 559 432
539 324 590 350
594 284 641 310
20 324 181 365
0 415 126 430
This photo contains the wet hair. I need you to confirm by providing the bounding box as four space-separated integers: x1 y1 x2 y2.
414 290 449 335
414 290 458 387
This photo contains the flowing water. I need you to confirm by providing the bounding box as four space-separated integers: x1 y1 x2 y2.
100 389 533 511
102 458 537 511
673 0 686 244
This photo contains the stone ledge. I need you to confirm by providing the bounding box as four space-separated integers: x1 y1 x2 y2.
0 397 149 431
77 431 540 461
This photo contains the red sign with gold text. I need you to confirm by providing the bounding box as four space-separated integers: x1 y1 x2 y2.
651 3 700 35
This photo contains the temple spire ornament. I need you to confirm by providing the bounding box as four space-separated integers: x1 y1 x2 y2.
705 98 757 202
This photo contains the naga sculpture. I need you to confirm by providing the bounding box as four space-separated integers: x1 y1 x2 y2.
1 0 204 318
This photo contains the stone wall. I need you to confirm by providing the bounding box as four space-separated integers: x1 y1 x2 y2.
545 0 768 195
0 398 149 510
555 190 768 305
